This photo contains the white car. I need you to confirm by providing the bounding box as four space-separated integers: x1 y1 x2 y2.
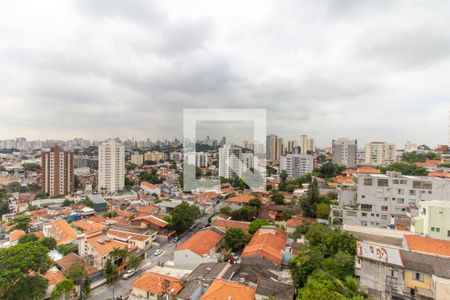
154 249 163 256
122 269 136 279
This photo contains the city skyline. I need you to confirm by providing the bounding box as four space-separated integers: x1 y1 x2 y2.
1 1 449 146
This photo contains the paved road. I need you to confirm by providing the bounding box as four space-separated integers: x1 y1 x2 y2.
88 215 210 300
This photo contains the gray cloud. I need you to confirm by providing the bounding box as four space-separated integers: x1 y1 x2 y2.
0 0 448 147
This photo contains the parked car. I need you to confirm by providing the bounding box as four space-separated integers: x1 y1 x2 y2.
122 269 136 279
154 249 163 256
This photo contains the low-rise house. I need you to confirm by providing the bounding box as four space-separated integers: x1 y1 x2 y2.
211 218 250 232
87 194 107 212
201 279 256 300
400 250 450 300
43 267 66 299
411 200 450 241
241 226 287 269
177 262 230 300
357 241 405 299
226 194 267 210
130 271 184 300
78 232 136 271
403 235 450 257
285 217 304 234
174 228 224 270
255 277 295 300
73 220 105 235
107 228 155 251
8 229 25 245
55 252 101 279
130 215 169 233
43 219 78 246
140 181 161 196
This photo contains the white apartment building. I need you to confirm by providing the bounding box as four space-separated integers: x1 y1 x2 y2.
266 135 283 163
331 171 450 228
280 154 314 178
219 145 242 179
185 152 209 168
98 140 125 193
332 138 357 168
365 142 396 166
299 134 314 154
130 152 144 166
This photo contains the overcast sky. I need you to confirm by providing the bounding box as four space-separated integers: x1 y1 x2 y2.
1 0 449 147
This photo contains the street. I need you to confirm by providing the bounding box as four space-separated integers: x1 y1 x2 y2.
88 215 209 300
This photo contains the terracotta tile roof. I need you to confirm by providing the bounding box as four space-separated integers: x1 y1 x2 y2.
47 219 78 245
212 219 250 231
356 166 381 174
55 253 99 275
87 216 108 224
228 194 268 205
107 229 151 242
194 192 219 199
9 230 26 242
176 228 223 256
132 272 183 296
241 227 287 265
86 233 130 256
201 279 256 300
73 220 106 235
285 217 304 228
112 209 134 218
404 235 450 257
428 171 450 178
132 215 169 228
335 176 354 184
416 160 441 167
141 181 159 190
136 204 159 214
44 268 66 286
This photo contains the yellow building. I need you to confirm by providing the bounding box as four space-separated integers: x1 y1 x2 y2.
144 151 165 162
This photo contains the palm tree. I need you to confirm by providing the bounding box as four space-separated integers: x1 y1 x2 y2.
110 247 129 268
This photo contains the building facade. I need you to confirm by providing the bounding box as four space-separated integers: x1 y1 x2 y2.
332 138 357 168
411 200 450 241
365 142 396 166
130 152 144 166
218 145 242 179
98 140 125 193
41 145 74 196
299 134 314 154
280 154 314 178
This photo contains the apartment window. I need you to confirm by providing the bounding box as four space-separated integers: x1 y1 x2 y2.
362 213 367 217
422 208 426 215
400 180 407 184
414 272 424 282
378 179 389 187
423 182 432 189
431 227 435 232
364 178 373 186
393 179 399 184
409 190 416 195
397 198 405 204
398 189 404 195
413 181 422 189
361 204 372 212
447 230 450 237
381 206 388 212
436 227 441 233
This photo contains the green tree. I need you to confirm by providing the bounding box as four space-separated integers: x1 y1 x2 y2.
57 243 78 256
22 163 41 171
230 206 258 221
9 215 32 233
305 224 331 249
219 205 232 216
40 237 57 250
62 199 72 207
223 228 249 251
170 202 201 234
128 253 141 269
292 223 310 239
323 251 355 280
316 203 331 219
382 162 428 176
324 229 356 257
271 191 285 205
301 179 319 218
280 170 288 182
297 276 345 300
18 233 39 244
81 198 93 207
248 198 262 209
104 258 118 283
249 219 271 234
313 162 344 179
51 279 74 299
0 242 52 299
288 248 324 289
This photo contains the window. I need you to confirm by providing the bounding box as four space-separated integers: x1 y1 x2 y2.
414 272 424 282
436 227 441 233
409 190 416 195
447 230 450 237
364 178 373 186
381 206 388 212
431 227 435 232
378 179 389 187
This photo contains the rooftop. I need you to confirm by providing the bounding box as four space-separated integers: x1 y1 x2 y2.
241 227 287 266
404 235 450 257
201 279 256 300
176 228 224 256
132 271 183 296
47 219 78 245
211 219 250 231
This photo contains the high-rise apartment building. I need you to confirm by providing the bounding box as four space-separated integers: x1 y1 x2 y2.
332 138 357 168
218 145 242 179
266 135 284 163
299 134 315 154
365 142 396 165
280 154 314 178
41 145 74 196
98 140 125 193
